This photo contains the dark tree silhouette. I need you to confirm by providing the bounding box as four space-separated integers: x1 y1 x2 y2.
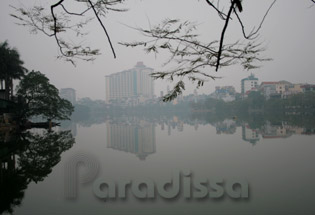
16 71 74 120
0 130 75 214
0 41 27 100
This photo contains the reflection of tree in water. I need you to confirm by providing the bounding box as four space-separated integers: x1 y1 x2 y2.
0 130 75 214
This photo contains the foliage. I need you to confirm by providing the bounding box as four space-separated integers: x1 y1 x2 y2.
10 0 126 65
120 17 271 101
195 91 315 114
18 130 75 183
0 129 74 214
247 91 265 108
0 41 27 100
0 41 26 80
16 71 74 120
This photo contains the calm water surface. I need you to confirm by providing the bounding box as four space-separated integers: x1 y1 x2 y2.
1 114 315 215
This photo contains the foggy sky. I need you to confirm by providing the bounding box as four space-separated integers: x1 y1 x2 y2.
0 0 315 100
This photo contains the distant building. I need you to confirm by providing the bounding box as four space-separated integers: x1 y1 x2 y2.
60 88 76 105
275 80 292 98
260 81 304 99
241 74 259 97
288 83 303 95
210 86 236 102
259 82 278 100
105 62 154 104
301 84 315 93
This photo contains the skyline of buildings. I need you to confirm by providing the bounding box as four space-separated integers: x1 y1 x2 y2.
210 74 315 102
60 71 315 105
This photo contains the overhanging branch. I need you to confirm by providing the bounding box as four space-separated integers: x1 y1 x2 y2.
215 0 236 71
88 0 116 58
234 0 277 40
50 0 67 57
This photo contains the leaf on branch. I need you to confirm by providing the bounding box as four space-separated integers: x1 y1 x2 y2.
162 81 185 102
150 72 170 80
145 45 158 53
120 9 272 101
160 43 171 49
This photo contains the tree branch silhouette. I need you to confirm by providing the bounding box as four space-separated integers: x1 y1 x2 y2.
10 0 125 64
87 0 116 58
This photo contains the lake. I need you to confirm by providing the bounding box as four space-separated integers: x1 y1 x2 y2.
1 113 315 215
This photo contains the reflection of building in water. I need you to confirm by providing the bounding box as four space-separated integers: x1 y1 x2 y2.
194 121 199 131
161 123 165 131
215 119 236 134
241 120 314 145
168 123 171 136
261 121 292 139
242 123 260 145
173 116 184 132
158 116 186 136
106 120 156 160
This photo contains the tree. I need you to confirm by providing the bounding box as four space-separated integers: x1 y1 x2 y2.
247 91 265 108
10 0 126 65
0 41 27 100
16 71 74 120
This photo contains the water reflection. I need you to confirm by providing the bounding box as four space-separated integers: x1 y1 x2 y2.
63 112 315 147
215 119 237 134
2 112 315 214
241 120 315 145
0 129 75 214
106 117 156 160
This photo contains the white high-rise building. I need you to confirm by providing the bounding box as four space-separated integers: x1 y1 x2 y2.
105 62 154 103
60 88 76 105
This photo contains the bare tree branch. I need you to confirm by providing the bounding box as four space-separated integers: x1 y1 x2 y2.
50 0 67 57
234 0 277 40
215 0 236 71
205 0 227 20
87 0 116 58
212 0 276 71
60 4 91 16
